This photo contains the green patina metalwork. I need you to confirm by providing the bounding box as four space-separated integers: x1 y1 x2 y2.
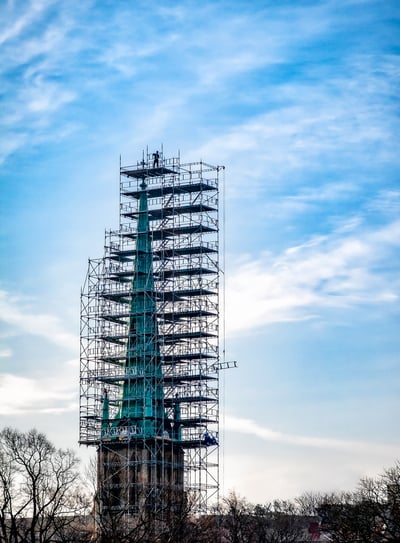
107 181 168 439
120 180 165 436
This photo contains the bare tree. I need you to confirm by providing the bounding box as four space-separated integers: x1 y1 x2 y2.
0 427 90 543
357 462 400 541
311 463 400 542
382 462 400 539
295 491 326 517
219 491 254 543
217 493 311 543
316 490 381 542
266 500 310 543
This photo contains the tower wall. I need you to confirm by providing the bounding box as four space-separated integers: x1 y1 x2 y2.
98 440 184 514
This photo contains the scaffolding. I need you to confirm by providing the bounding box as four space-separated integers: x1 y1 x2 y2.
80 150 222 519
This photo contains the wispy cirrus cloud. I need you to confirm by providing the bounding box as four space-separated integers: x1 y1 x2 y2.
225 220 400 334
0 0 55 46
197 79 400 193
22 76 76 114
225 414 399 457
3 0 398 171
0 290 77 350
0 1 89 164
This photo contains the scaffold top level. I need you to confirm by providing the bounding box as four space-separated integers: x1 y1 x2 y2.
121 166 176 179
120 158 222 178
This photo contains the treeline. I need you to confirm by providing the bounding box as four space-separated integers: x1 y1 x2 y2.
217 470 400 542
0 427 399 542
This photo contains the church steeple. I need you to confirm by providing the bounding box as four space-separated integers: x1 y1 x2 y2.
81 152 221 520
116 180 165 436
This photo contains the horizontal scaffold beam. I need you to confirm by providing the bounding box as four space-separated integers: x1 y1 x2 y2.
122 181 216 199
122 203 216 220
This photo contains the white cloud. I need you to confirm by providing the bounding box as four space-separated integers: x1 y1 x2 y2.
0 134 27 165
222 413 400 501
197 91 399 191
193 52 400 199
0 372 77 416
0 0 53 46
0 348 12 358
286 181 360 204
225 415 399 457
221 447 395 502
225 221 400 334
366 190 400 217
24 77 76 114
0 290 77 350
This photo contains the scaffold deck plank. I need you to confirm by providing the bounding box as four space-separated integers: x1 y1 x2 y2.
122 181 216 199
122 203 216 220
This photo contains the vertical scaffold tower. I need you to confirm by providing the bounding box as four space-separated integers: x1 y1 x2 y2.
80 150 222 519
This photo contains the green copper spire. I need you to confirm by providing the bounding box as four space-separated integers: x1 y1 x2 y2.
113 180 166 438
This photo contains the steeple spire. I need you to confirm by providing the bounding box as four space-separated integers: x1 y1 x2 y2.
115 180 166 436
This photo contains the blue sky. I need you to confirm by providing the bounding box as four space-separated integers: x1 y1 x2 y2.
1 0 399 502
